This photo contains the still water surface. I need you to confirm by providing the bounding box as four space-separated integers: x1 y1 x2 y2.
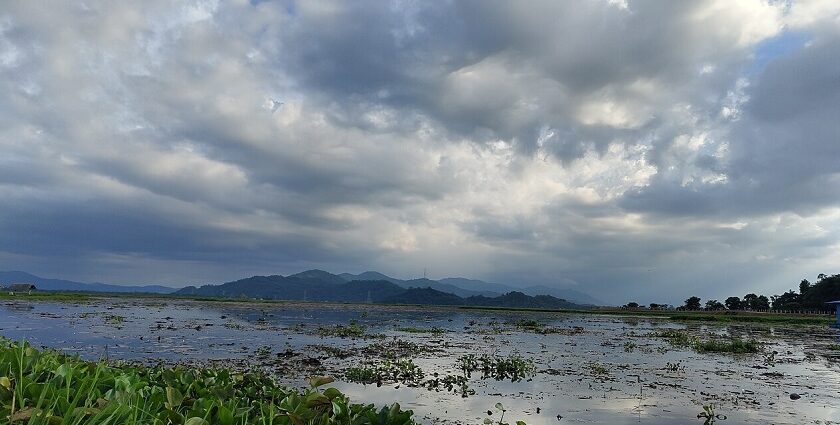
1 299 839 424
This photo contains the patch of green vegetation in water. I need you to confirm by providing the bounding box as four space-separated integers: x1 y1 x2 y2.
317 321 367 338
395 327 447 335
0 339 416 424
650 329 761 354
363 339 429 359
344 359 425 386
457 354 536 381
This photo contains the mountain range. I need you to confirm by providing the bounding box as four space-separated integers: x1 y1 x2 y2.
0 269 603 305
0 271 173 294
175 272 587 309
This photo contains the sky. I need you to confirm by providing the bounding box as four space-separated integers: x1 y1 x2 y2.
0 0 839 304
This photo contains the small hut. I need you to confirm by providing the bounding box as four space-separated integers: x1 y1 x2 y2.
6 283 36 295
828 300 840 329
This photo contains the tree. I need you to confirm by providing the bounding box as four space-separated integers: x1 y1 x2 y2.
625 302 640 309
705 299 724 310
800 273 840 308
684 296 702 310
649 303 660 310
799 279 811 295
771 290 801 310
754 295 770 310
724 296 742 310
743 293 758 310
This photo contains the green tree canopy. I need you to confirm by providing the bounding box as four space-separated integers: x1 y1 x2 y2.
724 296 742 310
705 299 724 310
684 296 701 310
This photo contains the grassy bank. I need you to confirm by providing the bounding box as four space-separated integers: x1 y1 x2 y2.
0 339 414 425
589 309 833 325
7 291 834 326
0 292 92 302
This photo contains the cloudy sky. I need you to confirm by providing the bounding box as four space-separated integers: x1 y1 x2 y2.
1 0 838 303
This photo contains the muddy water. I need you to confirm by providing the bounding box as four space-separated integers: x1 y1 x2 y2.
1 298 839 424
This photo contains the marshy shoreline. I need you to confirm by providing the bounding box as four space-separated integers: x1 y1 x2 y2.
1 296 839 424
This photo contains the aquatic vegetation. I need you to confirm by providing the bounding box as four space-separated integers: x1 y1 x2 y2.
649 329 694 347
254 345 273 358
0 339 416 424
363 339 428 359
317 321 367 338
423 374 474 398
457 354 536 381
664 361 685 373
511 319 543 331
650 329 761 354
483 402 526 425
395 327 447 335
697 404 727 424
623 341 636 352
222 321 244 330
693 338 760 354
344 359 425 386
587 362 609 376
311 344 354 359
104 314 125 325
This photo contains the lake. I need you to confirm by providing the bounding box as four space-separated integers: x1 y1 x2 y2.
1 298 839 424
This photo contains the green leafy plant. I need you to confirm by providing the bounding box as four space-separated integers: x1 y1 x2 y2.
483 402 526 425
697 403 727 424
0 338 416 424
457 354 536 381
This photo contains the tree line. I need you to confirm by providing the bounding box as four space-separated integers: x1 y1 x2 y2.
623 273 840 312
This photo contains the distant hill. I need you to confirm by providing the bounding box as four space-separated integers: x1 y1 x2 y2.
289 269 347 285
520 284 603 306
176 274 407 303
339 272 498 297
382 287 465 305
0 271 175 294
438 278 602 305
339 271 400 285
438 277 514 295
174 270 589 310
464 291 581 309
0 268 602 306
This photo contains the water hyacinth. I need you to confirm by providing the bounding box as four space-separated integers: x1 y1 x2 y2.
0 339 414 425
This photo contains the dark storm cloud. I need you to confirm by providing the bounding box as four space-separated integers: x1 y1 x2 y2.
0 0 838 303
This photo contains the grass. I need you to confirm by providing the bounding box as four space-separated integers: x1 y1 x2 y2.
0 292 91 302
0 339 416 424
587 308 833 326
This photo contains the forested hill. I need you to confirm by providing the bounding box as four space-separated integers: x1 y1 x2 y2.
175 271 587 309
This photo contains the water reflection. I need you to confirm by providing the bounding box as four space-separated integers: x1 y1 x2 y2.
0 299 838 424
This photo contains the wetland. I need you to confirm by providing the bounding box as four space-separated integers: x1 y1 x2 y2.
1 297 839 424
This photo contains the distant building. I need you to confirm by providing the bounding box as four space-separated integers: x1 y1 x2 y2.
6 283 36 295
828 301 840 329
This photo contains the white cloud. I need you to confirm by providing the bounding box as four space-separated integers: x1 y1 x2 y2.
0 0 836 303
